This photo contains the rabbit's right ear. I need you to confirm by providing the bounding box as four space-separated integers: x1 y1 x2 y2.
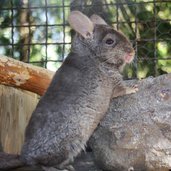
68 11 94 39
90 14 108 25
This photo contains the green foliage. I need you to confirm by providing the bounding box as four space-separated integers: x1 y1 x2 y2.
0 0 71 71
0 0 170 77
104 0 171 79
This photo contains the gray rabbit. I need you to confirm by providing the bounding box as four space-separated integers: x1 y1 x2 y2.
0 11 138 171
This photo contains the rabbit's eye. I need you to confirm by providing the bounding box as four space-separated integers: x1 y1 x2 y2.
105 38 114 45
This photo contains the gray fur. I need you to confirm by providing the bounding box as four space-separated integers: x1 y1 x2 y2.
0 11 135 171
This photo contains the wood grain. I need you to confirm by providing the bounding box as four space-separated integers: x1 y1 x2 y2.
0 55 54 96
0 85 39 154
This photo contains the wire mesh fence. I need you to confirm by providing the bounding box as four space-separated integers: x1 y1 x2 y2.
0 0 170 79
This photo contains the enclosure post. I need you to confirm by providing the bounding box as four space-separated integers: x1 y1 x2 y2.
0 85 39 154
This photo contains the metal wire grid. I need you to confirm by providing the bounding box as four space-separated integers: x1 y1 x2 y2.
0 0 71 69
0 0 170 78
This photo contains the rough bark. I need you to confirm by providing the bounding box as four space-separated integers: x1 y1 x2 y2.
0 55 54 96
90 73 171 171
18 0 31 62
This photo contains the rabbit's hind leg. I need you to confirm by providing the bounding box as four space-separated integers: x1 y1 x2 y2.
42 164 75 171
58 158 75 171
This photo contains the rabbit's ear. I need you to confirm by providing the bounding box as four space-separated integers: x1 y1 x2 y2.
90 14 108 25
68 11 94 39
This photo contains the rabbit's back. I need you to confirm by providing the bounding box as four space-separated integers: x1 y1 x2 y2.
20 52 113 166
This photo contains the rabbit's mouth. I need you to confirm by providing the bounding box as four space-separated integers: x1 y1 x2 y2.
125 52 134 63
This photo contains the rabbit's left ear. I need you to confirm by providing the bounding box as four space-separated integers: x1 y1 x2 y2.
90 14 108 25
68 11 94 39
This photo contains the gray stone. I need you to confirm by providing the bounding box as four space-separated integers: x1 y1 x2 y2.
90 74 171 171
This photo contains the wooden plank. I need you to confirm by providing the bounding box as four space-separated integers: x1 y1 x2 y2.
0 84 39 154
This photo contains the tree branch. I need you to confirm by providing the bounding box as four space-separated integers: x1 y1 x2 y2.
0 55 54 96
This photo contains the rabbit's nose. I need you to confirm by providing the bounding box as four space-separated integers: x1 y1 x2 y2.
125 50 135 64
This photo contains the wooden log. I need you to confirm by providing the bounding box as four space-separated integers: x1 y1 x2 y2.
90 73 171 171
0 55 54 96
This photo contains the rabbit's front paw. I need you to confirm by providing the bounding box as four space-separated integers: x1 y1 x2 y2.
125 84 139 95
